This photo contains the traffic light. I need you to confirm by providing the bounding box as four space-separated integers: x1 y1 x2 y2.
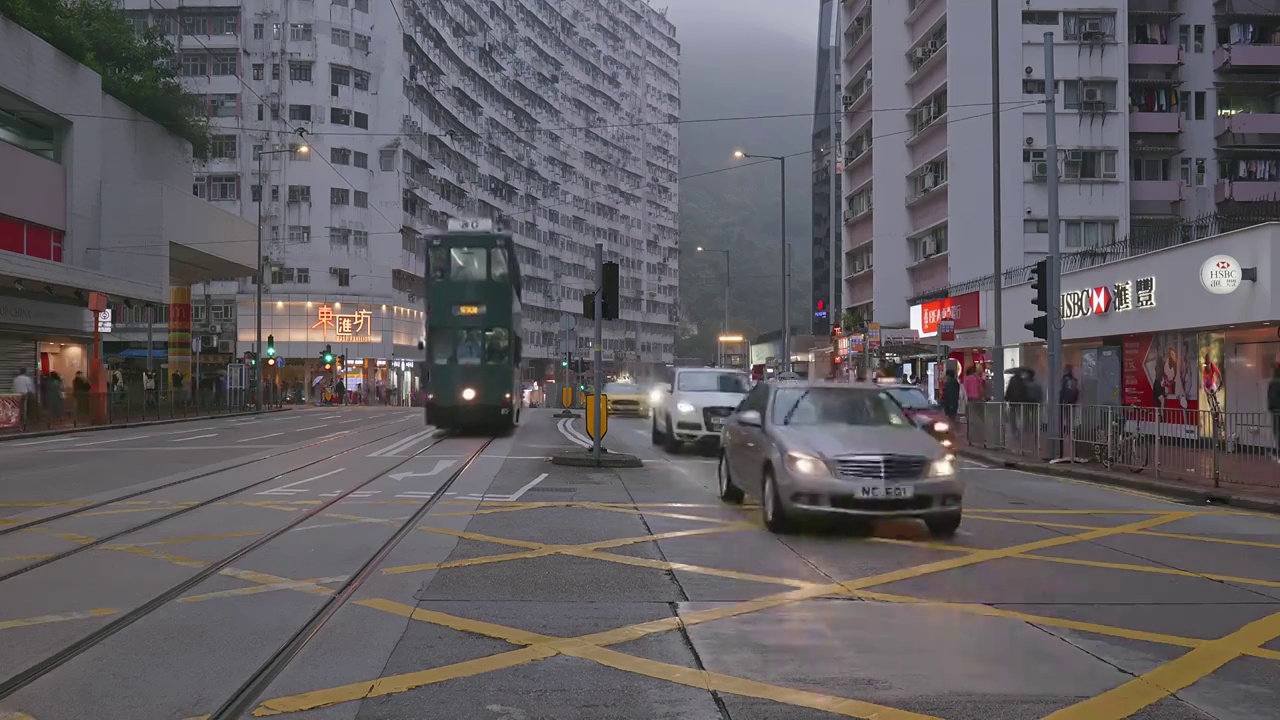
1024 258 1049 341
322 344 334 364
266 334 276 358
266 356 277 367
601 261 619 320
336 355 345 369
582 291 596 320
243 351 257 366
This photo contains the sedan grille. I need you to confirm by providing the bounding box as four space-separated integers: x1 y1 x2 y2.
702 406 734 429
836 455 929 481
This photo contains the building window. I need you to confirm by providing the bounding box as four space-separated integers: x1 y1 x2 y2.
257 104 264 121
1195 158 1207 186
288 225 311 243
211 15 236 35
354 111 368 129
353 151 368 169
354 69 370 91
353 0 368 11
380 148 395 171
333 0 348 6
1131 157 1169 181
210 94 238 117
1022 11 1057 25
209 175 238 200
331 187 350 205
271 267 294 284
354 33 370 52
210 135 237 159
182 15 208 35
253 22 264 39
331 28 350 46
1023 219 1049 233
192 177 207 199
1194 91 1206 120
288 185 311 203
289 62 313 82
330 107 351 125
271 63 280 80
252 63 263 80
1062 12 1116 42
271 185 280 202
1063 150 1117 180
1193 25 1205 53
211 52 238 76
354 190 368 208
288 104 311 122
272 22 281 39
353 229 368 246
1180 157 1192 185
337 268 350 286
330 65 351 86
1064 220 1116 248
1063 81 1116 111
289 23 312 41
250 184 261 202
180 53 207 76
1179 25 1190 52
331 147 351 164
296 267 310 284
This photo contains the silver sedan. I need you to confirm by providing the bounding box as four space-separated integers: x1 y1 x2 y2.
717 381 963 536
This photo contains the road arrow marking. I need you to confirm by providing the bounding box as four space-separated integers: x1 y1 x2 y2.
257 468 345 496
389 459 456 482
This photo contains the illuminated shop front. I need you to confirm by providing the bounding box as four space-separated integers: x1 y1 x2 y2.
237 295 424 402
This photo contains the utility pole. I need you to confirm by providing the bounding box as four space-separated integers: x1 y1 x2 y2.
780 156 790 373
828 0 840 339
989 0 1005 396
592 243 604 463
1044 31 1063 454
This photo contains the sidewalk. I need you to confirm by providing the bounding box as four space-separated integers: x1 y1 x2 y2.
957 441 1280 514
0 405 293 442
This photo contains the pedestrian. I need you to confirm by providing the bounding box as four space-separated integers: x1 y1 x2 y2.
12 368 36 427
45 371 64 425
941 367 960 422
73 370 90 418
1059 364 1080 457
1268 365 1280 463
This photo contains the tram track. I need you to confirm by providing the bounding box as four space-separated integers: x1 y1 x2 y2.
0 409 424 538
0 431 493 703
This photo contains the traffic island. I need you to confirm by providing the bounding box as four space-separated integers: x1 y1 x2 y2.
551 449 643 468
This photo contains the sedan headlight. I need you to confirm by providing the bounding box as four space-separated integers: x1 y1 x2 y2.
932 421 950 433
649 389 663 404
676 401 696 414
784 452 831 477
928 457 956 477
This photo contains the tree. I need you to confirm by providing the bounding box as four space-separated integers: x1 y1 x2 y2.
1 0 209 156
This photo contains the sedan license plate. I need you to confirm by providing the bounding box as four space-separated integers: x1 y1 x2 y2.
709 416 724 429
852 483 915 499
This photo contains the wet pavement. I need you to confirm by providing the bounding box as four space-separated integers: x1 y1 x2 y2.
0 407 1277 719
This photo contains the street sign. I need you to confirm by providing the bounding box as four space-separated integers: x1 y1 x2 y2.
561 386 574 409
560 329 577 354
191 335 202 354
938 319 955 341
585 393 608 440
866 322 882 350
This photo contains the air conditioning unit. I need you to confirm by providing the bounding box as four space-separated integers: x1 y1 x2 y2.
201 335 217 349
842 94 854 109
208 324 223 334
1067 150 1084 162
865 69 872 82
928 40 941 51
329 267 340 275
1033 161 1049 179
914 47 932 61
1083 87 1102 103
1082 18 1102 34
923 238 939 256
217 340 233 353
922 173 937 190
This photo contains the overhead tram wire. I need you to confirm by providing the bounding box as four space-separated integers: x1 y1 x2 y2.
85 98 1043 255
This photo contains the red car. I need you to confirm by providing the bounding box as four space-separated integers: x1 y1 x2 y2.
882 384 956 450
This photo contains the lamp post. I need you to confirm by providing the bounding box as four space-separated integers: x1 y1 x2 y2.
255 131 309 410
733 150 789 372
695 246 730 366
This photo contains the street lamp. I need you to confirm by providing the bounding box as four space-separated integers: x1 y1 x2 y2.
695 246 730 366
255 129 310 409
732 149 789 372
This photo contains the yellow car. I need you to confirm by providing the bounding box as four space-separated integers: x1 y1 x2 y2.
602 382 650 417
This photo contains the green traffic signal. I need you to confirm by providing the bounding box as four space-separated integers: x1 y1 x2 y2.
323 352 334 363
561 360 568 367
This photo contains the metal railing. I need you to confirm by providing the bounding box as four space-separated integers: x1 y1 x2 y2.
962 401 1280 491
0 388 284 435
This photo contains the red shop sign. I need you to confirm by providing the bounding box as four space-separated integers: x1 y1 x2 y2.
917 292 980 335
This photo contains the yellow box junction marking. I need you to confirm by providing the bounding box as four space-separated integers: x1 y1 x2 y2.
0 608 117 632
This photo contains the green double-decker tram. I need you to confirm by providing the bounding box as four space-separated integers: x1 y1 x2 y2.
424 219 523 434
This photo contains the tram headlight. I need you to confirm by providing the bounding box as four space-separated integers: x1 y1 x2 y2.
462 387 477 401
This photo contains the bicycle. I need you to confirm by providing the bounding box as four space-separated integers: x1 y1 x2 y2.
1091 404 1149 473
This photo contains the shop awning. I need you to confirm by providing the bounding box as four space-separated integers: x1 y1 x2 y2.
108 348 168 358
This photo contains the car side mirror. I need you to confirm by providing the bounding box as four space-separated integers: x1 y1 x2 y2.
737 409 762 427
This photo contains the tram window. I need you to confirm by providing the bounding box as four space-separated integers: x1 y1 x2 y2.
484 328 510 364
430 246 448 280
450 247 487 280
429 328 454 365
490 248 509 280
456 329 485 365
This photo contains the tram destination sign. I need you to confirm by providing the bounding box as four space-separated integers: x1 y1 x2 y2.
1060 276 1156 321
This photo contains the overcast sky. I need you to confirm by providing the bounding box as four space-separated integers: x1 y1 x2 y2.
661 0 819 49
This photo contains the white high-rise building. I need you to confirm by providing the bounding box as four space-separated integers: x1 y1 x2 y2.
835 0 1280 329
119 0 680 386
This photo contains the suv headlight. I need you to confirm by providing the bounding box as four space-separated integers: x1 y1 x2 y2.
928 457 956 477
784 452 830 477
932 421 950 433
676 401 696 414
649 389 663 404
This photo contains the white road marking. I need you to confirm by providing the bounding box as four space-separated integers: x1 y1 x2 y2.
231 419 262 426
506 472 549 501
338 418 362 424
394 491 437 499
169 433 218 443
389 459 456 482
319 414 341 419
320 490 379 498
295 424 330 432
556 418 591 449
75 435 154 447
633 429 647 436
459 473 550 503
256 468 345 496
163 427 216 435
11 437 77 447
369 429 435 457
238 432 283 443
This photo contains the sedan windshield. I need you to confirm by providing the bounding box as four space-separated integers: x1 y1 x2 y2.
772 388 911 427
677 372 751 393
884 387 933 410
603 384 639 395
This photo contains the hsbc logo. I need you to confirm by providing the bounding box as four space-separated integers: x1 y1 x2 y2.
1060 276 1156 321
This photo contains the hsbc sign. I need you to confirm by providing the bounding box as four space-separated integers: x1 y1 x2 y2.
1060 276 1157 321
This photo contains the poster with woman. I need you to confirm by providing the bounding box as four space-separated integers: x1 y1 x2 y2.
1122 332 1200 438
1198 332 1225 438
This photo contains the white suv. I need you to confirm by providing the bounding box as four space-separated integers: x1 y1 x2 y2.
652 368 751 452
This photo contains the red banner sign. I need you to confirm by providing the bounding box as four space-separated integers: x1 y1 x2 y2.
916 292 980 336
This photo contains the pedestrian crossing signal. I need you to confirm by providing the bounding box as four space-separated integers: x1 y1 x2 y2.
266 334 276 358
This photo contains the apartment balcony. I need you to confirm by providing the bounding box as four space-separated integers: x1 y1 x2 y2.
843 81 872 118
1131 180 1185 202
906 184 948 231
1215 112 1280 138
846 214 873 249
1214 44 1280 72
907 253 949 299
1128 44 1183 66
845 269 873 306
1130 110 1183 134
906 0 945 38
1215 180 1280 204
